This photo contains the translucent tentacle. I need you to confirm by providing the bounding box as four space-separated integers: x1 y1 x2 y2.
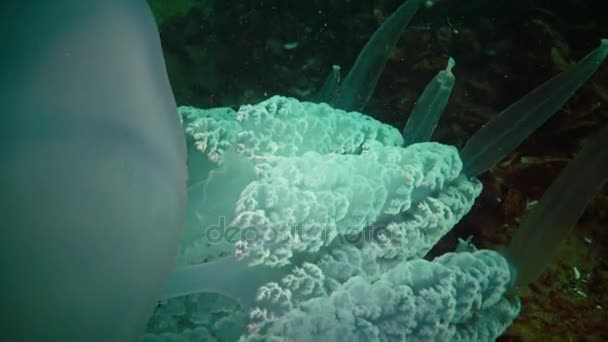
312 65 341 103
402 57 456 145
332 0 430 111
503 125 608 287
461 39 608 177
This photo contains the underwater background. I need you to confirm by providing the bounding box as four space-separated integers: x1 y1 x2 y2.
147 0 607 340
